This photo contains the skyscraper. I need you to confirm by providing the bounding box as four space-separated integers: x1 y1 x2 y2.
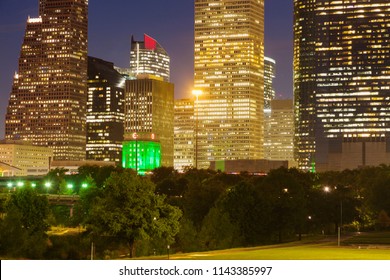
124 76 174 169
129 34 170 82
194 0 265 169
174 99 195 172
264 99 295 165
294 0 390 171
5 0 88 161
87 57 125 163
264 57 276 110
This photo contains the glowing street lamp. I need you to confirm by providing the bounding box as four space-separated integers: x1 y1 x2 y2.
67 183 74 189
323 185 342 246
81 183 88 188
7 182 15 192
192 89 203 169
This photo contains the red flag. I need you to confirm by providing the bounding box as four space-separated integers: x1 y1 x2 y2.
144 34 157 50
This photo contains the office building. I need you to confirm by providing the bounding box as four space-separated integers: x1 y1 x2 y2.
0 140 53 176
129 34 170 82
264 57 276 110
294 0 390 171
87 57 125 163
5 0 88 161
174 99 195 172
114 66 134 80
124 75 174 171
194 0 265 169
264 99 295 165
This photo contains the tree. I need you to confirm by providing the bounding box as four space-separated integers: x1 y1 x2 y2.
182 176 227 229
199 205 242 250
0 187 50 258
84 169 181 258
376 210 390 230
78 165 122 188
260 168 312 242
150 166 177 184
43 167 68 194
220 181 273 245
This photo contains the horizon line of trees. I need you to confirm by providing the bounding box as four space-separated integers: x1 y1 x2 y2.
1 164 390 259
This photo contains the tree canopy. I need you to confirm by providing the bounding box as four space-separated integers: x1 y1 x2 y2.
84 169 181 257
0 186 50 258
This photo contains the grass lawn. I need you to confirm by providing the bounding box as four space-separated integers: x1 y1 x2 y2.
146 233 390 260
169 244 390 260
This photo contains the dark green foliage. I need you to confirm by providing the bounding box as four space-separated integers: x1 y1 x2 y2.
176 217 199 253
78 165 123 188
199 206 242 250
182 174 228 229
0 187 50 258
3 164 390 258
45 234 90 260
84 169 182 258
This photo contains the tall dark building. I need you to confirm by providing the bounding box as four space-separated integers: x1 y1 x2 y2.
5 0 88 161
87 57 125 163
294 0 390 171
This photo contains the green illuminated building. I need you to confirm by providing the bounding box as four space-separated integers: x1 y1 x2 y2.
124 75 174 167
122 138 161 174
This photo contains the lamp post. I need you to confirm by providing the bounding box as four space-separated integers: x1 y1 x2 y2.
192 89 202 169
324 186 342 246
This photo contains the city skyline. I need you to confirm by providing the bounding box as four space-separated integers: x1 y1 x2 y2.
0 0 293 139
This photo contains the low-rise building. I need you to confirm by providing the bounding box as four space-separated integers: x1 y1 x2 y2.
0 140 53 176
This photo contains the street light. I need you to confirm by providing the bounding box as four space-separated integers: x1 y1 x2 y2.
192 89 203 169
323 185 342 246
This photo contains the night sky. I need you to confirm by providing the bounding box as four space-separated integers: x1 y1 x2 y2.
0 0 293 139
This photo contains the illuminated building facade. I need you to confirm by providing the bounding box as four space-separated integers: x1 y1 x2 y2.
122 140 161 174
5 0 88 161
129 34 170 82
124 76 174 169
174 99 194 172
0 140 53 176
87 57 125 163
264 99 295 166
294 0 390 171
194 0 265 169
264 57 276 110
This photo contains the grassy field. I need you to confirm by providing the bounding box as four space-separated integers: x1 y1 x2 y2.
169 244 390 260
143 233 390 260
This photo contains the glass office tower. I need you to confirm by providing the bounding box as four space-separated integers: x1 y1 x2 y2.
129 34 170 82
87 57 125 163
294 0 390 171
194 0 265 169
